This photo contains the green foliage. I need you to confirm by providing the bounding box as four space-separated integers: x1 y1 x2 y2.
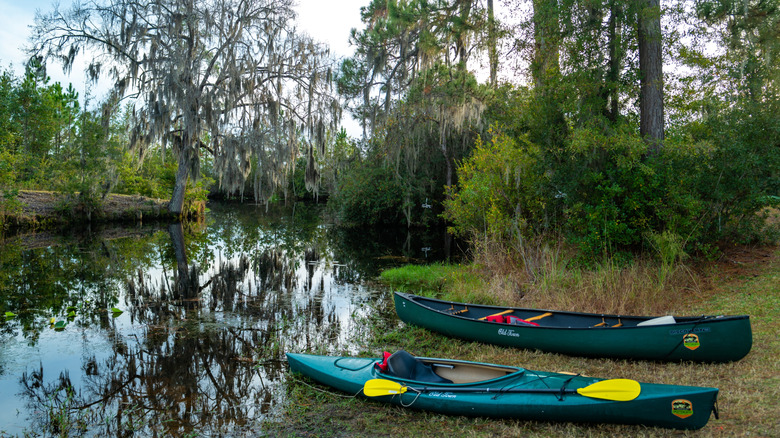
115 149 173 199
52 110 119 217
684 99 780 243
558 122 659 257
445 107 778 261
0 65 209 222
290 156 312 201
443 127 543 242
329 160 403 227
694 0 780 101
0 149 20 230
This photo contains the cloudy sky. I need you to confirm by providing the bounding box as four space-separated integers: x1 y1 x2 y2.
0 0 367 134
0 0 366 88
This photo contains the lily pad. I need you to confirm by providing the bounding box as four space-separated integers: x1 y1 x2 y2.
110 307 123 317
67 311 76 318
4 311 15 319
66 305 78 312
53 320 67 331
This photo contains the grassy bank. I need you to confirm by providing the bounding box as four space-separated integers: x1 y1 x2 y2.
269 246 779 437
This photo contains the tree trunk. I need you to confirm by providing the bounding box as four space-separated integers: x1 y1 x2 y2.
531 0 566 150
605 1 622 121
487 0 498 86
531 0 560 90
168 146 192 215
456 0 472 65
638 0 664 153
440 131 453 194
168 222 191 299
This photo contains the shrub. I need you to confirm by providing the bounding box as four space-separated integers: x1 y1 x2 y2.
329 161 404 227
443 127 544 243
558 122 660 258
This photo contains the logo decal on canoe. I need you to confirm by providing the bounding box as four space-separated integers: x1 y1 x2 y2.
683 333 700 350
669 327 711 335
672 399 693 419
497 328 520 338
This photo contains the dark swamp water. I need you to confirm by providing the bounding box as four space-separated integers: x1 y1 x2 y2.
0 202 460 436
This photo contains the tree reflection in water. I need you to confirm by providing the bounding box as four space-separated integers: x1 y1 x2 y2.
3 203 456 435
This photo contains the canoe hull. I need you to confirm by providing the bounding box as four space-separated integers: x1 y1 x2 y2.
394 292 752 362
286 353 719 430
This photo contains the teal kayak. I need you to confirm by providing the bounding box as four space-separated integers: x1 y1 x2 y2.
394 292 752 363
286 352 719 430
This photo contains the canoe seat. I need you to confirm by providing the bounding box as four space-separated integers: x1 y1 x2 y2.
386 350 453 384
637 315 676 326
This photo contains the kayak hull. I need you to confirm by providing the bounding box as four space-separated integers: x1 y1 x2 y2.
394 292 752 362
286 353 719 430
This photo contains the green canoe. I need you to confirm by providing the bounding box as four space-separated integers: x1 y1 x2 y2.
394 292 752 363
286 351 719 430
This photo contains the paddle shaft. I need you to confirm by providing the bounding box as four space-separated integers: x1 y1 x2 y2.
405 386 577 395
364 378 640 401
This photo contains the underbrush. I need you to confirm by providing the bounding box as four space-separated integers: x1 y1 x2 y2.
381 241 700 316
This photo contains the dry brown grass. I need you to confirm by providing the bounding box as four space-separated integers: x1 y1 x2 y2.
468 239 700 316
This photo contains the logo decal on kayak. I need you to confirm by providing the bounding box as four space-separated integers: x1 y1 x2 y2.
672 399 693 419
683 333 700 350
428 392 457 399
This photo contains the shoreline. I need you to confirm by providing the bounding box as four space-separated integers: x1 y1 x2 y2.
2 190 176 233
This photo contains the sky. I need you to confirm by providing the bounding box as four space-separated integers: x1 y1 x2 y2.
0 0 367 133
0 0 367 70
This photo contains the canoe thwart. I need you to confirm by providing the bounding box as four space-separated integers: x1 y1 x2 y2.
592 317 622 327
526 312 553 322
478 309 514 320
446 305 469 315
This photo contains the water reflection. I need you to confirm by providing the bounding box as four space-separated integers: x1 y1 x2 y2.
0 202 458 436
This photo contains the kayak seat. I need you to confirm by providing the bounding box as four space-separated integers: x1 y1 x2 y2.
386 350 453 384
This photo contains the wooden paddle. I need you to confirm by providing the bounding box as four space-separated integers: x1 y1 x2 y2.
363 378 640 401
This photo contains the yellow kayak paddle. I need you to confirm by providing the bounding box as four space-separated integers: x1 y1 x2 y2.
364 378 640 401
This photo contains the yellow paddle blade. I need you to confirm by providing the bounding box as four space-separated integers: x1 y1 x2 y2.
363 379 409 397
577 379 641 401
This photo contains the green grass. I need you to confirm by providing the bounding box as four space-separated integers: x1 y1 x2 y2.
379 263 501 305
269 247 780 437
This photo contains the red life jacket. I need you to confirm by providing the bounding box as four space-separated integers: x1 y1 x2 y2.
486 315 506 323
506 315 540 326
375 351 392 372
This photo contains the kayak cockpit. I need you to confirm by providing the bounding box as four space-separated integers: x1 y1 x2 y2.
378 350 520 385
425 360 519 384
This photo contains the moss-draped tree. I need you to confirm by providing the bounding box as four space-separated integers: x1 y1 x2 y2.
32 0 340 214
